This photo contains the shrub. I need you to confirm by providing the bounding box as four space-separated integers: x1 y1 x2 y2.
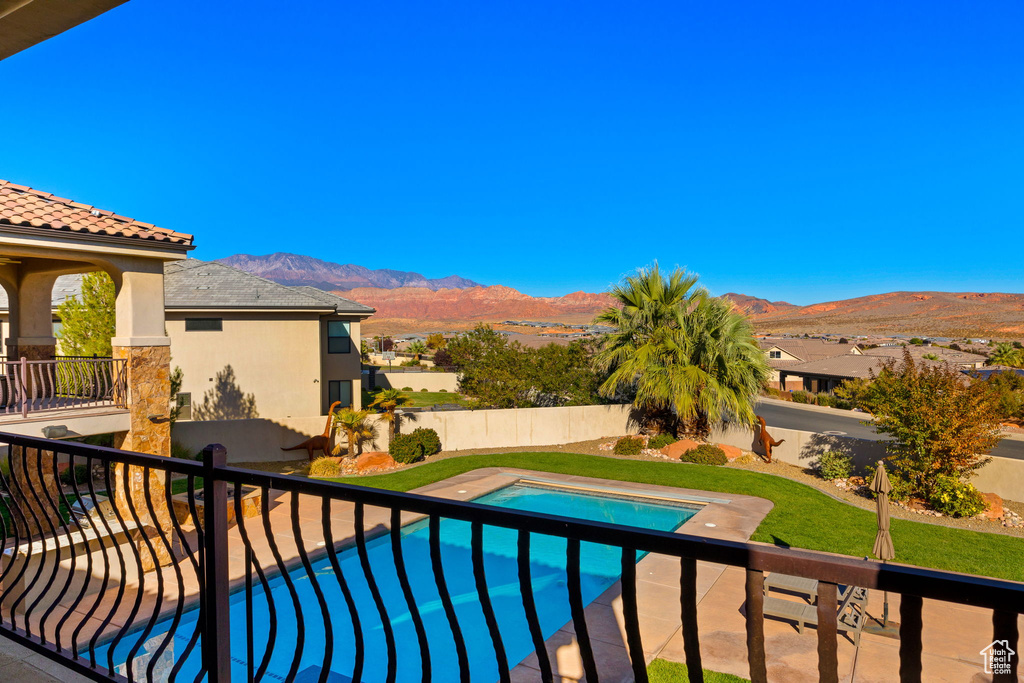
647 433 677 450
865 465 913 503
171 441 197 460
927 475 987 517
309 457 341 478
815 393 836 407
420 388 428 392
59 464 90 486
791 390 813 404
833 398 853 410
389 434 425 464
439 389 448 392
679 444 727 465
613 436 645 455
815 450 853 480
411 427 442 456
402 386 413 391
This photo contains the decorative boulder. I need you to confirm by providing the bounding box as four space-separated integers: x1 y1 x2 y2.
661 439 701 460
354 451 400 474
715 444 743 461
979 492 1004 521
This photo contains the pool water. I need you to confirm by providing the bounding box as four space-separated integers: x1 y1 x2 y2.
99 482 700 681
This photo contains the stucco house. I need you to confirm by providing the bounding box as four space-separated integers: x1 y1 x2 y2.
165 259 374 418
759 338 862 388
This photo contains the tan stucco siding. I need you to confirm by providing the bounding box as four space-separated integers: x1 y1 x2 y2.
166 312 323 419
319 316 364 412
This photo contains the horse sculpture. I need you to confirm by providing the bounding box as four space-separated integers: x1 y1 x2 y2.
756 415 785 463
281 401 342 461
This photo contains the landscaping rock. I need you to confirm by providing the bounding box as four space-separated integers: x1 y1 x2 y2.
980 492 1004 521
848 476 866 487
715 443 743 461
661 439 701 459
353 451 400 474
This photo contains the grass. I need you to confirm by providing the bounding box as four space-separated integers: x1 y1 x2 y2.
363 388 473 409
648 659 748 682
336 452 1024 582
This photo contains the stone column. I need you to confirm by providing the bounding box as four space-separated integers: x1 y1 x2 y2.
10 271 58 361
7 445 61 538
110 264 176 570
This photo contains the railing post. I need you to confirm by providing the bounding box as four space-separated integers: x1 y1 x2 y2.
20 357 27 418
202 444 231 682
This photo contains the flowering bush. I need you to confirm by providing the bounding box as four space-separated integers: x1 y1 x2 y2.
927 475 986 518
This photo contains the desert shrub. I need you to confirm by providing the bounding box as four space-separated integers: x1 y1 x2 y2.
171 441 197 460
402 386 413 391
647 433 677 450
389 434 424 464
420 388 428 392
59 464 90 486
613 436 645 456
308 457 341 478
833 398 853 410
679 444 727 465
765 387 782 398
927 475 987 517
411 427 442 456
439 389 448 392
815 393 836 407
791 390 813 404
815 451 853 480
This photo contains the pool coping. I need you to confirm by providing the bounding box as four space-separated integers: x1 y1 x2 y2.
407 467 774 682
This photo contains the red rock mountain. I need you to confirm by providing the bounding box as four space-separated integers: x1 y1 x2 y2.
723 293 797 315
343 285 613 321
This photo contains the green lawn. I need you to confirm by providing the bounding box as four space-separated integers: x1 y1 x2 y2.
336 452 1024 582
648 659 748 682
363 388 473 408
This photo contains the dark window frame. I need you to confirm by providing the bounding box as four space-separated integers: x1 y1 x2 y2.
327 320 352 354
328 379 353 409
185 318 223 332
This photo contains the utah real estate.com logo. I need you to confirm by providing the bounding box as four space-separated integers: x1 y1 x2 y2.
980 640 1015 676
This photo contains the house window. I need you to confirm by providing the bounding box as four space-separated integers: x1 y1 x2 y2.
175 392 192 421
185 318 223 331
769 350 782 359
328 321 351 353
329 380 353 409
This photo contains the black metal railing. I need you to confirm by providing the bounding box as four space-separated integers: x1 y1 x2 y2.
0 358 128 417
0 432 1019 682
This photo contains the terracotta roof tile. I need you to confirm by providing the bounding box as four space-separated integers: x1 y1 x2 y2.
0 179 193 246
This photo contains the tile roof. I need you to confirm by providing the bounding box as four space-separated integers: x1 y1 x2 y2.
164 260 374 314
0 274 82 309
759 338 861 362
861 345 986 366
0 180 193 246
777 355 889 379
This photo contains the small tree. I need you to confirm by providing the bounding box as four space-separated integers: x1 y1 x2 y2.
407 340 427 357
833 377 876 412
335 408 376 457
870 348 1000 497
988 342 1024 368
368 388 412 439
426 333 446 350
56 272 115 356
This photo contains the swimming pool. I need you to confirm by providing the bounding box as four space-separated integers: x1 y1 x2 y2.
100 481 700 681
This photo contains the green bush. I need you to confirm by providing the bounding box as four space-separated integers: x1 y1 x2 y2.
647 433 677 450
865 465 913 503
833 398 853 410
389 434 425 464
791 390 814 404
439 389 448 392
402 386 413 391
679 444 727 465
927 475 987 517
59 464 90 486
309 457 341 477
815 393 835 407
613 436 645 455
420 388 428 392
411 427 442 456
815 450 853 480
171 441 197 460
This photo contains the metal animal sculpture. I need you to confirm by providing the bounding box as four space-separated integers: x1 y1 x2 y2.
756 415 785 463
281 401 342 462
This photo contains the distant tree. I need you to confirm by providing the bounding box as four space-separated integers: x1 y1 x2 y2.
382 337 394 352
949 343 962 351
407 340 428 356
426 333 447 350
988 342 1024 368
870 348 1000 497
193 365 259 420
833 377 877 412
368 388 412 439
838 337 848 345
921 353 940 361
360 339 371 362
984 370 1024 423
909 337 925 346
594 265 769 437
56 271 116 357
432 347 454 368
169 366 184 424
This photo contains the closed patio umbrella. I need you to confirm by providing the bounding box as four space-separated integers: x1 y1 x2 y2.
872 460 895 626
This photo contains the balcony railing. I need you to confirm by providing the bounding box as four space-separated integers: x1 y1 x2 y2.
0 432 1018 682
0 358 127 418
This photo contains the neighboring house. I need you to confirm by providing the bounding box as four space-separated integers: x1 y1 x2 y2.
861 344 987 370
759 338 862 388
777 355 888 393
164 260 374 418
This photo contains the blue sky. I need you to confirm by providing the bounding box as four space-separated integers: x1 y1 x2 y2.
3 1 1022 303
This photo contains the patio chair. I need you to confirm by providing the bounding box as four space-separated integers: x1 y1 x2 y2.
764 572 867 605
762 584 868 646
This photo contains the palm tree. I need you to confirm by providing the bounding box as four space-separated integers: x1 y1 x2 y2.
988 342 1024 368
407 340 428 358
368 388 412 439
334 408 377 457
594 265 769 438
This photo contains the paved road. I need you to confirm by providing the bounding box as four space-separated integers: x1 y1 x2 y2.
755 400 1024 461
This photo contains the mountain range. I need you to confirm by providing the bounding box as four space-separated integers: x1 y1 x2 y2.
217 253 1024 338
216 253 480 291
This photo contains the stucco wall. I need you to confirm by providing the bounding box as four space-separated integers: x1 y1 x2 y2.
710 423 1024 502
376 372 459 393
320 316 364 411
